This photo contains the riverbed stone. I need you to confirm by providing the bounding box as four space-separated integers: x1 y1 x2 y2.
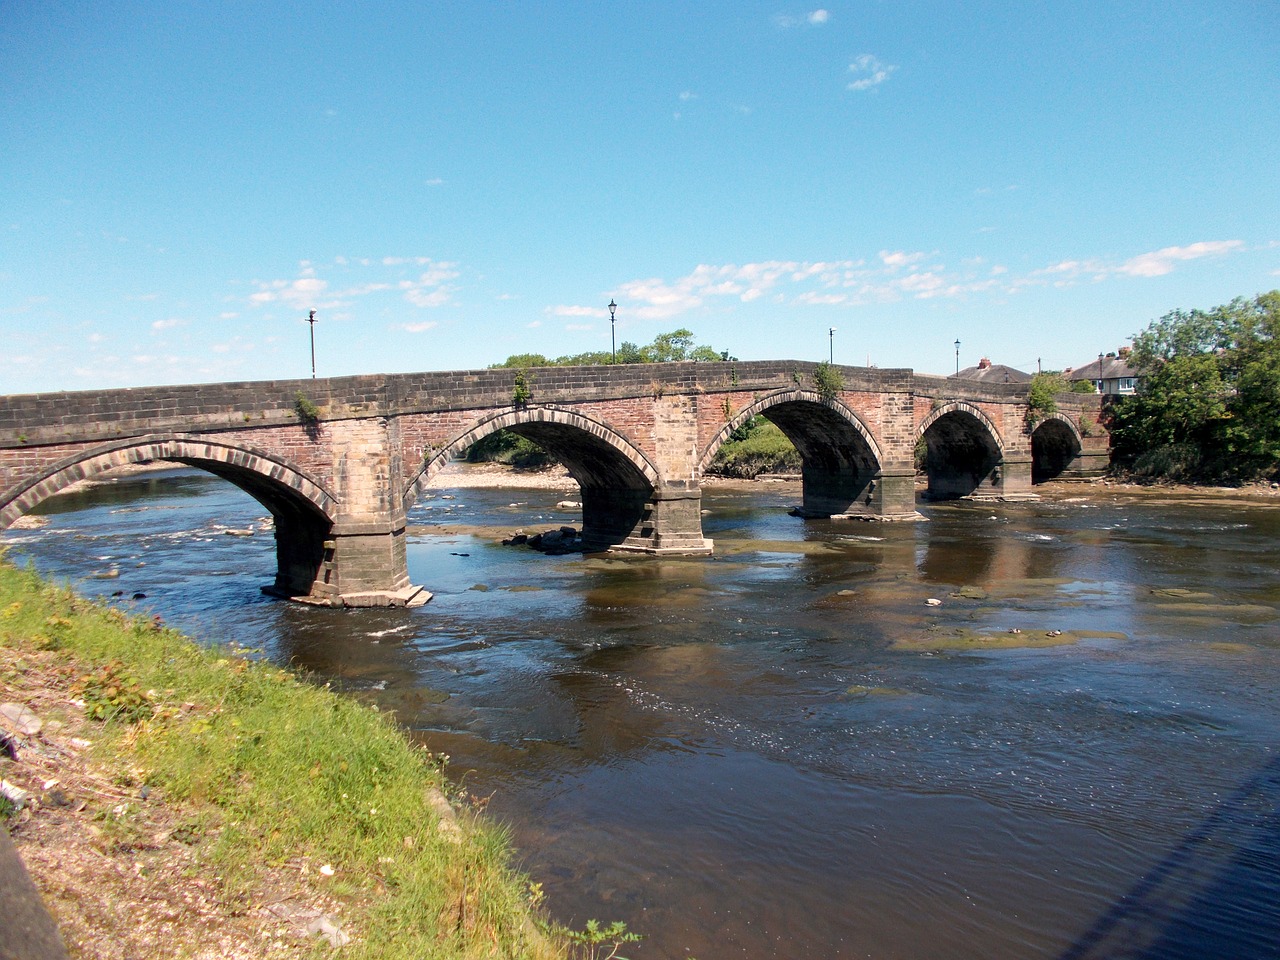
0 703 41 738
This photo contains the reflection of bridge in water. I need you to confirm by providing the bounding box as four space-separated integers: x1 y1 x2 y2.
0 361 1106 607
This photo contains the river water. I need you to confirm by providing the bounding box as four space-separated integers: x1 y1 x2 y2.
4 467 1279 960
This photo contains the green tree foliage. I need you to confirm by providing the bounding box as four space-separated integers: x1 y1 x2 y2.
1024 372 1062 428
463 430 554 468
707 417 801 479
491 329 731 369
1111 291 1280 481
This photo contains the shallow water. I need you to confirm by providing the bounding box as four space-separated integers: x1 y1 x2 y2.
6 468 1280 959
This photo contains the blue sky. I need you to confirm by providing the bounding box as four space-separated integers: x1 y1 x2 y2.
3 2 1277 393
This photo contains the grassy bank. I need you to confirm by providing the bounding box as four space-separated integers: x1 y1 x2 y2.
0 555 572 959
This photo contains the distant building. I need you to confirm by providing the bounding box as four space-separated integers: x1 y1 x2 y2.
1065 347 1140 395
951 357 1033 384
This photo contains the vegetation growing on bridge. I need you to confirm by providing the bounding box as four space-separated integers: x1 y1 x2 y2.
1024 371 1094 431
1109 291 1280 482
812 361 844 401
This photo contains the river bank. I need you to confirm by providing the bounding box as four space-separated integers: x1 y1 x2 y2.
0 559 567 960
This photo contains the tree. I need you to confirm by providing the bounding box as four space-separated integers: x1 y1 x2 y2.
490 353 551 369
1024 372 1062 429
492 329 729 369
1112 290 1280 480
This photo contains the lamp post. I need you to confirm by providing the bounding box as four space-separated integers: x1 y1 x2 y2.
307 310 317 378
954 338 961 375
609 299 617 363
829 327 836 364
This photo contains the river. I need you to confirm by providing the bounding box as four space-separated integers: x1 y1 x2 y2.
4 466 1279 959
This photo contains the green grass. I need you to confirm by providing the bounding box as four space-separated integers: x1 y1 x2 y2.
0 555 566 959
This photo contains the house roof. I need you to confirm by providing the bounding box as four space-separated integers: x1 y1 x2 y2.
1066 355 1139 380
951 358 1033 383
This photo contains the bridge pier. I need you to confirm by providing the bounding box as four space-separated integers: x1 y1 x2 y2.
990 456 1036 500
608 485 713 555
276 418 430 608
797 466 922 521
866 468 921 520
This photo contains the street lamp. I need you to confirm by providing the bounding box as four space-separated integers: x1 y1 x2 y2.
307 310 318 378
829 327 836 364
954 338 961 375
609 299 618 363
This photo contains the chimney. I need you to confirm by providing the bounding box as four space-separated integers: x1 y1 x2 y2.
1118 346 1131 357
977 357 992 369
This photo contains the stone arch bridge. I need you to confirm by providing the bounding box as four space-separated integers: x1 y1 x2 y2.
0 361 1106 607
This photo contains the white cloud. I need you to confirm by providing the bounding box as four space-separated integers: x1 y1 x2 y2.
848 54 897 92
400 263 459 308
776 9 829 28
1025 241 1244 287
401 284 453 308
249 275 328 308
248 258 460 313
398 322 438 333
151 318 184 331
1115 240 1244 278
880 250 925 269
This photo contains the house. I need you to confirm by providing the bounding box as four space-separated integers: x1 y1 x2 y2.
1065 347 1140 395
951 357 1033 384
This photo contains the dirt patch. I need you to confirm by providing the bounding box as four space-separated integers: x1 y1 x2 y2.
1 645 344 958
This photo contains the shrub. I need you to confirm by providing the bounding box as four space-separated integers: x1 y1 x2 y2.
708 418 800 478
812 362 843 400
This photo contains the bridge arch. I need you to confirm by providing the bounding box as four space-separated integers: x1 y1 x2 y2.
0 435 337 598
916 402 1005 500
700 389 885 517
407 406 669 551
1030 414 1084 484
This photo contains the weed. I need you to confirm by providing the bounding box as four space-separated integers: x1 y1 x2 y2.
512 369 534 407
73 660 154 723
812 362 843 400
564 920 642 960
293 392 322 439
